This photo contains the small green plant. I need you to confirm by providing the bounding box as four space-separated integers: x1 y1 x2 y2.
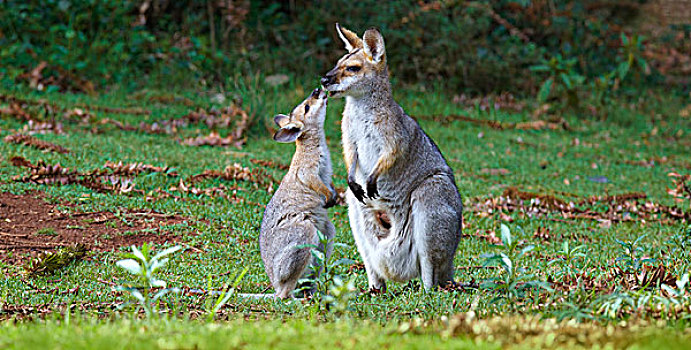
530 54 585 107
35 227 58 236
616 33 650 84
322 275 357 317
657 273 690 318
296 230 358 315
614 235 654 273
204 267 248 322
665 226 691 261
115 244 182 318
23 244 88 276
481 224 551 302
548 241 588 277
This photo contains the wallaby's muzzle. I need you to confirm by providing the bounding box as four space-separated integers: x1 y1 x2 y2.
320 68 338 87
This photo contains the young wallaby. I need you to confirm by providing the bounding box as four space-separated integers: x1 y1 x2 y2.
321 24 463 291
259 88 336 299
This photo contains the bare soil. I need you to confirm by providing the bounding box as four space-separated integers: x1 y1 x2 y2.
0 191 191 265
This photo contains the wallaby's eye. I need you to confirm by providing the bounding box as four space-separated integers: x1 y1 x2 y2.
346 65 361 73
304 104 310 113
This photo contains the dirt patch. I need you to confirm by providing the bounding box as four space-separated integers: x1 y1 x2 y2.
0 191 191 265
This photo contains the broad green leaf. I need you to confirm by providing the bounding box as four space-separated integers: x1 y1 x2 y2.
332 258 358 266
617 62 630 80
500 254 513 274
560 73 572 89
131 246 146 262
529 65 550 72
116 259 142 275
677 273 689 290
151 279 167 288
152 245 182 261
311 250 325 262
538 78 553 102
500 224 512 247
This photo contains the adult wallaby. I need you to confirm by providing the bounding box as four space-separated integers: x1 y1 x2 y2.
259 88 336 298
321 24 463 291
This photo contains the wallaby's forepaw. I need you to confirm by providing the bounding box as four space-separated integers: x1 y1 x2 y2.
323 195 337 208
366 175 379 199
348 180 366 203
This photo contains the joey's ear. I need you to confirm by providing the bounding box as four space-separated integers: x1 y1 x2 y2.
273 114 290 128
336 23 362 52
273 123 303 143
363 27 386 64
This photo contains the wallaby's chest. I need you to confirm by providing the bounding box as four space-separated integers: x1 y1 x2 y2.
343 107 385 175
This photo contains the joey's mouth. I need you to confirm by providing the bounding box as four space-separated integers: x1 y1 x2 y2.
311 88 328 100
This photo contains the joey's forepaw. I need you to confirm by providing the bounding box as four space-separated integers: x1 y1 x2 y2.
323 195 337 208
366 176 379 199
348 180 366 203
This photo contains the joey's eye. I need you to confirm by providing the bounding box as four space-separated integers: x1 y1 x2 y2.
346 65 361 72
304 104 310 113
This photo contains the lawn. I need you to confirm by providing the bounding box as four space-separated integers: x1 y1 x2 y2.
0 79 689 348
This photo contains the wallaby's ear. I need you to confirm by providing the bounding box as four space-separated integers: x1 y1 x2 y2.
336 23 362 52
273 122 303 143
363 27 386 64
273 114 290 128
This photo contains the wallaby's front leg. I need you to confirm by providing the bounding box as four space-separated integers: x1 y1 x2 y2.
323 180 338 208
345 146 366 203
299 170 333 206
366 146 399 199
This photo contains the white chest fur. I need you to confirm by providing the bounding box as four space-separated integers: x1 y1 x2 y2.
343 98 383 184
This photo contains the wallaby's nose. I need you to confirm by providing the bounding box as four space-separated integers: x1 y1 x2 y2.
320 76 332 86
321 69 337 86
311 88 321 98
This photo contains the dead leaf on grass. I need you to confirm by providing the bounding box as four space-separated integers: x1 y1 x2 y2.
0 102 34 121
104 161 178 177
250 158 289 171
4 134 70 154
470 187 689 223
188 163 276 189
10 157 174 194
417 113 569 131
480 168 510 176
667 172 691 202
452 92 526 112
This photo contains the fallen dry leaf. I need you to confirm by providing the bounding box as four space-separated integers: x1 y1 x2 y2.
480 168 510 176
4 134 70 154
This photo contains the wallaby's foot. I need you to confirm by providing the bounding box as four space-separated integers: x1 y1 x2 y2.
366 174 379 199
348 180 366 203
367 285 387 295
440 280 478 291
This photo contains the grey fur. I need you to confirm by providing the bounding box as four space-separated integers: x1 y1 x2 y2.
259 89 336 298
323 26 463 291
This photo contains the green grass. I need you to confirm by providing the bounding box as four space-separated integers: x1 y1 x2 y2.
1 316 690 349
1 79 690 347
35 228 58 236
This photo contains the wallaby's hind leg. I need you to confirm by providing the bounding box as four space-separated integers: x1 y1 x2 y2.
347 193 387 291
411 175 463 290
272 225 315 298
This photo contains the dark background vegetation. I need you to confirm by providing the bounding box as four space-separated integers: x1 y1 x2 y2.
1 0 689 97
